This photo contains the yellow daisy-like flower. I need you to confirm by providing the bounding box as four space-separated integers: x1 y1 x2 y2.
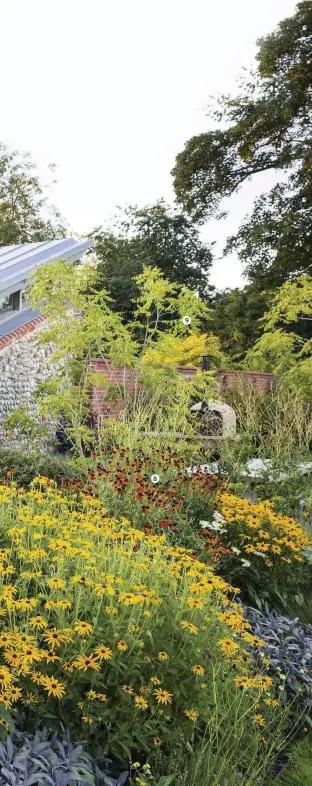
93 583 115 599
255 676 273 691
74 621 93 636
46 578 66 590
264 698 280 707
42 650 61 663
72 654 100 672
184 708 198 721
117 640 128 651
56 600 72 609
0 667 13 687
252 714 265 727
23 646 44 666
71 575 93 586
29 616 48 631
105 606 117 615
0 693 12 709
82 715 94 725
191 665 204 676
94 645 113 661
0 633 15 648
43 629 68 650
234 676 254 689
118 592 139 606
31 671 46 685
153 737 161 746
96 692 107 702
150 676 161 686
180 620 198 635
3 650 22 669
42 676 66 699
123 684 134 695
8 685 22 702
157 651 168 661
139 685 150 695
15 598 38 612
87 689 98 700
153 688 173 706
62 662 74 673
187 597 204 610
218 638 239 658
134 695 148 710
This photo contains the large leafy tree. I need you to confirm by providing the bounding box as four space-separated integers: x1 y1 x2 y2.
93 200 213 318
211 285 271 363
172 1 312 289
0 143 66 245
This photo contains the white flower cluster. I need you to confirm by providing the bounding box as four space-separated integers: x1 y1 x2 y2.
200 511 227 533
200 512 251 568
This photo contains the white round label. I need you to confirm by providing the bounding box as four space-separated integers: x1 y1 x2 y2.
151 474 160 484
182 316 191 325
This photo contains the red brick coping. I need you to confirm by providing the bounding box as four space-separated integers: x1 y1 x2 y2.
0 315 48 353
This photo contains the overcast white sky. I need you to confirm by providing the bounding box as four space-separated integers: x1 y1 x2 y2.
1 0 298 289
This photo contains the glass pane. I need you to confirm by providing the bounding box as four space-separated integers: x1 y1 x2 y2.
0 294 13 317
0 291 23 322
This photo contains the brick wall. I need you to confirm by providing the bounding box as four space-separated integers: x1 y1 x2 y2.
90 360 141 422
218 370 276 393
90 361 277 424
89 359 198 425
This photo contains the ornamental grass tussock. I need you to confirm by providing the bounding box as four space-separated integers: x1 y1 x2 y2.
0 477 282 761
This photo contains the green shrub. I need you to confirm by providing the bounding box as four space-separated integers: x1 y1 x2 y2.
0 448 85 488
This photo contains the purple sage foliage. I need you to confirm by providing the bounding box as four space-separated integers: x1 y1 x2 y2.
245 606 312 704
0 729 129 786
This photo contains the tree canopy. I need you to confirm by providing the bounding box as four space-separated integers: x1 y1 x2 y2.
0 143 66 245
210 285 271 363
245 276 312 397
172 1 312 289
93 200 213 318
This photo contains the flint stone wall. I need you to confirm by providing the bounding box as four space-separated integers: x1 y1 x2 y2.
0 316 56 448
